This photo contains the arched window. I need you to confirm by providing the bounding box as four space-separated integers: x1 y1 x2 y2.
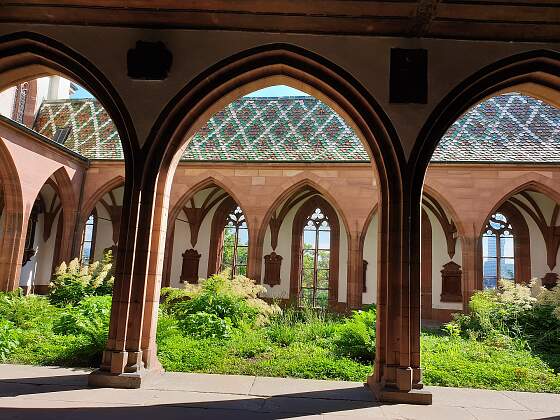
208 197 249 278
290 196 340 309
220 206 248 277
22 199 42 265
482 212 514 289
300 207 331 308
81 210 97 265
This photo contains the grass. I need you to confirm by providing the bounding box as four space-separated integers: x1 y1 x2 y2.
2 293 559 393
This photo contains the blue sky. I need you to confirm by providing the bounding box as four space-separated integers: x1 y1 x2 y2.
244 85 308 97
71 85 94 99
70 84 307 100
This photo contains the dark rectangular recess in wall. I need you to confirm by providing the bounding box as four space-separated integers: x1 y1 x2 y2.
390 48 428 104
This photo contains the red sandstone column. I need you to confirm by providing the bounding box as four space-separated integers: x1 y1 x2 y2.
347 233 363 309
461 236 479 311
246 224 262 281
368 187 430 404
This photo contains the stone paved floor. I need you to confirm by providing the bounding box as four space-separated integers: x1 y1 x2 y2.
0 364 559 419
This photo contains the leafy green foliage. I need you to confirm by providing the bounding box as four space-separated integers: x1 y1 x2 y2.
178 312 231 339
173 272 280 329
48 253 114 307
447 280 560 372
0 290 58 329
2 274 560 392
333 306 376 362
0 319 19 361
52 295 111 363
422 330 560 392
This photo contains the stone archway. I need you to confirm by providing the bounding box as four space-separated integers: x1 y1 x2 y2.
96 43 424 403
0 138 24 291
0 32 135 291
412 51 560 312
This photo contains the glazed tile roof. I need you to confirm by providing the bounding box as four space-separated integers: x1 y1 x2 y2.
32 93 560 163
432 93 560 163
33 99 123 159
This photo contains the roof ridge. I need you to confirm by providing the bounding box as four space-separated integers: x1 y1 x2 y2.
41 98 98 104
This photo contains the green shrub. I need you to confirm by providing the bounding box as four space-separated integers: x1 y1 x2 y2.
333 306 376 362
48 255 114 307
0 319 19 361
266 323 297 346
172 272 280 328
447 280 560 372
160 287 192 314
0 291 57 330
52 295 111 362
178 312 231 339
156 312 181 344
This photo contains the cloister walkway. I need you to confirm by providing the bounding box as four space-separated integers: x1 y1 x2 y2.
0 364 559 420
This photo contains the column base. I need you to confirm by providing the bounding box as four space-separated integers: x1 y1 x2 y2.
88 366 162 389
367 375 432 405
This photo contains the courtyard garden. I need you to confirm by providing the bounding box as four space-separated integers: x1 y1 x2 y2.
1 254 559 393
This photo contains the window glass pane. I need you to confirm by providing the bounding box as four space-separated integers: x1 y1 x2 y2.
483 257 497 278
238 228 249 246
300 288 312 307
495 213 507 223
302 249 315 269
483 277 497 289
482 235 496 258
223 228 236 246
236 246 248 265
222 246 234 267
317 269 329 289
318 230 330 249
317 250 330 269
81 243 91 261
302 269 314 288
303 230 316 249
500 258 515 280
500 236 514 258
236 265 247 276
315 289 328 308
84 223 94 240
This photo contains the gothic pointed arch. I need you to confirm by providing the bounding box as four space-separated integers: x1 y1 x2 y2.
106 42 419 398
259 178 351 258
290 195 340 309
479 201 531 287
0 138 24 291
207 196 249 278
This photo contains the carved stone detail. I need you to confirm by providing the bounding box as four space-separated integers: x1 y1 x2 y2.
440 261 462 302
264 252 283 286
181 249 201 284
362 259 368 292
542 272 559 290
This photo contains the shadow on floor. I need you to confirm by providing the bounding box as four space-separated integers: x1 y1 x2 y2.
0 375 389 419
0 374 89 396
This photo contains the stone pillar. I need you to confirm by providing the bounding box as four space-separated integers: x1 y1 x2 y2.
461 235 479 311
0 199 32 291
347 233 363 309
89 172 164 388
367 187 431 404
247 216 264 281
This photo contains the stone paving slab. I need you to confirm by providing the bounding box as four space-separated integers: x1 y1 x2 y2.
1 364 560 420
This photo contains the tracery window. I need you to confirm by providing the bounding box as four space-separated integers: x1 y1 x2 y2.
220 206 248 277
22 199 41 266
300 207 331 308
12 82 29 124
81 210 97 265
482 212 514 289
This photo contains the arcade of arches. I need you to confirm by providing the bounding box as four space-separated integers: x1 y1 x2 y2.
0 33 559 405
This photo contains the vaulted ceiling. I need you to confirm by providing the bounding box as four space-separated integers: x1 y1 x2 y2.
2 0 560 42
